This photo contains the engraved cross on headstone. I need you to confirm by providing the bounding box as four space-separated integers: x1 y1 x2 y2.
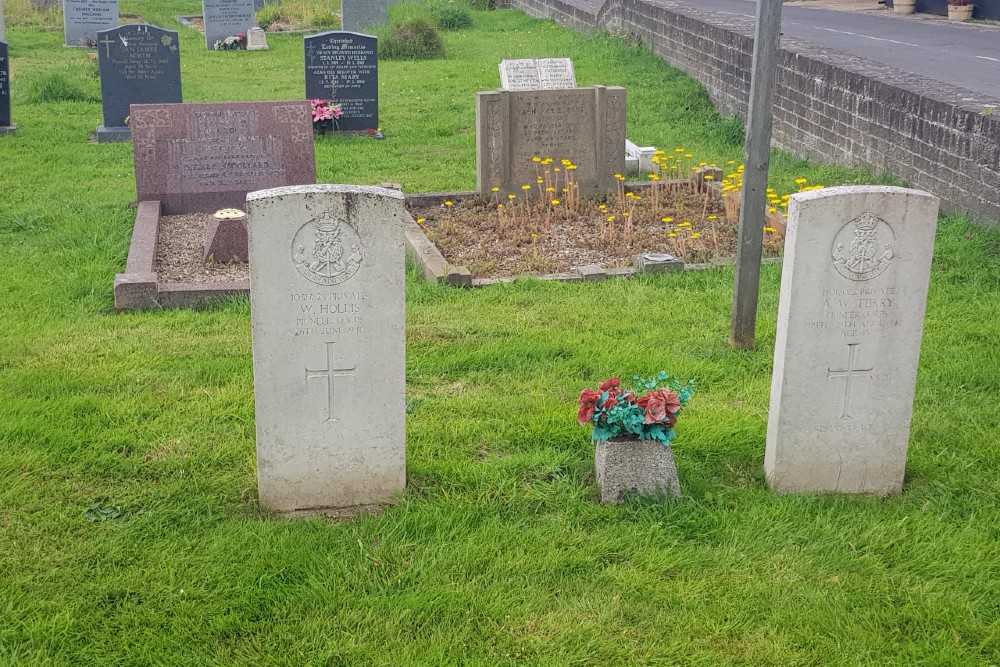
99 34 116 58
827 343 874 419
305 341 355 422
306 42 316 65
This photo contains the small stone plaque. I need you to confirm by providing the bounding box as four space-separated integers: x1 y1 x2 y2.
340 0 388 33
0 41 11 132
476 86 625 198
246 26 267 51
499 58 576 91
96 24 182 142
130 100 316 214
63 0 119 47
765 185 939 495
304 31 378 132
247 184 406 515
202 0 255 50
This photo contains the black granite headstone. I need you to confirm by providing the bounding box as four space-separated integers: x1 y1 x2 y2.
0 41 13 133
304 31 378 132
96 24 182 143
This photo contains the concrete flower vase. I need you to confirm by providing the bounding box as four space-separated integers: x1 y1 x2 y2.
595 438 682 503
947 3 974 20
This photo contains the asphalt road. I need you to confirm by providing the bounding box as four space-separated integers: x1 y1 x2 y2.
663 0 1000 99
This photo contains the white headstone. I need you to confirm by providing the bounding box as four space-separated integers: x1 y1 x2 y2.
765 185 939 495
246 26 267 50
63 0 119 47
499 58 576 91
246 184 406 516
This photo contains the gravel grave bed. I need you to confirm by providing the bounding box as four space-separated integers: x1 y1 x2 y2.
156 213 248 284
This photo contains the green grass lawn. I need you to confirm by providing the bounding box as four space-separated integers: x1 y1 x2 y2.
1 2 998 664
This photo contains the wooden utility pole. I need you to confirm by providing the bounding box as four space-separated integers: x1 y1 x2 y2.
730 0 784 348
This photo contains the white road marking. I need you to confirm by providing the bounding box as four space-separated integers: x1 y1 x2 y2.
818 27 920 47
974 55 1000 63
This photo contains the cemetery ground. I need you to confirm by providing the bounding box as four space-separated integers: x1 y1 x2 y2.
1 1 999 664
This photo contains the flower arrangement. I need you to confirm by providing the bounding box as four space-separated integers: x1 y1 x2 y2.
311 99 344 133
214 33 247 51
578 372 694 445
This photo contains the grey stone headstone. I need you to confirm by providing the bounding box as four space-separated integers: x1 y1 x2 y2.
63 0 119 48
96 24 182 143
0 41 12 133
304 31 378 132
245 26 267 50
476 86 625 199
201 0 255 50
340 0 388 33
498 58 576 91
765 186 939 496
246 184 406 516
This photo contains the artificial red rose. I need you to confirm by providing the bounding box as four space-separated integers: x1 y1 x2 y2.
598 377 620 391
636 394 650 408
577 388 601 425
602 388 620 410
659 390 681 414
644 391 667 424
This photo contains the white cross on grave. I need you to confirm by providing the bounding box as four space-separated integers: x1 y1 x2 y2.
305 341 355 422
826 343 874 419
99 34 115 58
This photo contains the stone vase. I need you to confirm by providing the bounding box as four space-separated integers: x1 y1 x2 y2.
893 0 916 14
947 3 974 20
594 437 682 504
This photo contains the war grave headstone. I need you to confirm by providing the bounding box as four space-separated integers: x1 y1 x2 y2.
63 0 119 47
246 184 406 516
0 40 13 135
476 86 625 199
304 31 378 132
340 0 388 33
114 100 315 311
95 24 182 143
765 185 939 496
498 58 576 91
202 0 255 50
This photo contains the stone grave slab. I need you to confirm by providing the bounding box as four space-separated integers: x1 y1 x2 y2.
765 185 939 496
63 0 119 47
202 0 255 50
246 26 267 50
0 41 12 135
304 31 378 132
96 24 182 143
340 0 388 33
246 184 406 516
498 58 576 91
476 86 625 198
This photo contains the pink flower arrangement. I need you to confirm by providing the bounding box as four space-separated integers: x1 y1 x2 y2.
311 99 344 126
577 372 694 445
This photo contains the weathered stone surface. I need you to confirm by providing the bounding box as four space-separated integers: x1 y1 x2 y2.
201 0 254 50
0 41 11 132
476 86 626 199
63 0 119 47
96 24 182 142
204 209 247 262
130 100 315 215
499 58 576 91
340 0 387 33
765 185 939 496
246 184 406 515
304 31 378 132
595 438 682 503
245 26 267 50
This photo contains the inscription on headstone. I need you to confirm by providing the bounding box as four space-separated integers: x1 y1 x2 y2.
765 186 939 495
499 58 576 91
340 0 388 33
304 31 378 132
96 24 182 143
0 41 12 133
247 184 406 516
202 0 255 50
130 100 315 214
476 86 625 198
63 0 119 47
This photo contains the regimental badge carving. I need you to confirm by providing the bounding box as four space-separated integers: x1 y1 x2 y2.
832 211 896 282
292 211 364 286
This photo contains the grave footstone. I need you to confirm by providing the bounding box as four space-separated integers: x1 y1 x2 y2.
765 185 939 495
63 0 119 47
498 58 576 91
304 31 378 132
246 184 406 516
246 26 267 51
96 24 182 143
202 0 255 50
0 40 12 135
476 86 625 198
340 0 388 33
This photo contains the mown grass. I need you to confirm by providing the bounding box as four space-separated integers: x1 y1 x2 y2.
1 1 999 665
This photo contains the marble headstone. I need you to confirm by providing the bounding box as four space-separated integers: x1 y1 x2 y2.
96 24 182 143
246 184 406 516
476 86 625 198
304 31 378 132
765 186 939 496
340 0 388 33
63 0 119 47
202 0 255 50
499 58 576 91
0 41 12 134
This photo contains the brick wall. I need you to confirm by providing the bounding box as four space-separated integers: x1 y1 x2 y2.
501 0 1000 222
